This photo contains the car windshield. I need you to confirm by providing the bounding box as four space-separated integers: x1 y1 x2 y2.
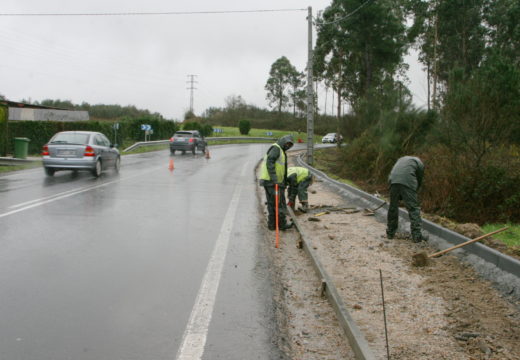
50 133 90 145
175 132 194 138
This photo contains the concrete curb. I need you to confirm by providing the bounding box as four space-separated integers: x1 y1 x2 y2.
296 154 520 299
287 207 377 360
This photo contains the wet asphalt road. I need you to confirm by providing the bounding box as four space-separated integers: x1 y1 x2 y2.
0 144 286 360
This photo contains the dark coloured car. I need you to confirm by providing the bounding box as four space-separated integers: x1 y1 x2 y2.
169 130 207 155
42 131 120 177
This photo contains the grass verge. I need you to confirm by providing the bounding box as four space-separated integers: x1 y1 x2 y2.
0 161 42 173
211 126 322 143
482 224 520 247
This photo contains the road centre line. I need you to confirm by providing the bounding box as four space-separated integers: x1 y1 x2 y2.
0 166 162 219
175 161 248 360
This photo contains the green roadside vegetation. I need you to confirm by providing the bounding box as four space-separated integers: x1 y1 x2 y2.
0 160 42 173
209 126 322 143
122 144 169 154
482 224 520 248
313 148 360 189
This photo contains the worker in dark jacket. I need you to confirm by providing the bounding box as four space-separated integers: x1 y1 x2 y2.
259 135 294 230
286 166 313 212
386 156 427 242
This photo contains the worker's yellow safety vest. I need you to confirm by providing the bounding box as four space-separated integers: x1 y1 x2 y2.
260 143 285 182
288 167 309 184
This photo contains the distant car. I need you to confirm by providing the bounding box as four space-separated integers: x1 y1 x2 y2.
169 130 207 155
42 131 120 177
322 133 343 143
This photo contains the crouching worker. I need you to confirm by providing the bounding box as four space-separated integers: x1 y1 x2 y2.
287 166 313 212
259 135 294 231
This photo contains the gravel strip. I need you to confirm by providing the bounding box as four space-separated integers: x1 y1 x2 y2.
261 166 520 359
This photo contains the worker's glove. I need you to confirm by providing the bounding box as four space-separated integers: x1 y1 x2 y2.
287 201 295 209
275 182 285 189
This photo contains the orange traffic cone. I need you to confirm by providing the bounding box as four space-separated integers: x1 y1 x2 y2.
205 149 211 159
168 158 174 171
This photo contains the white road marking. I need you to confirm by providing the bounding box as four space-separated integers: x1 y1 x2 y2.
175 162 248 360
0 166 162 219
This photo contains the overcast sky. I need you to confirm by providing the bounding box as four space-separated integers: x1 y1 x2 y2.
0 0 428 121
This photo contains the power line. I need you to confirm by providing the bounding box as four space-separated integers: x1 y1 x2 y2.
317 0 374 26
0 8 306 17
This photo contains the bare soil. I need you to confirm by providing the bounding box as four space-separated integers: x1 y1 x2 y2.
261 160 520 360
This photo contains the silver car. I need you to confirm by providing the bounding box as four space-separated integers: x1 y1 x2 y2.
42 131 120 177
321 133 343 143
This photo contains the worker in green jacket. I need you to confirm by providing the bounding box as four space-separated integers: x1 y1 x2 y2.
259 135 294 230
287 166 313 212
386 156 427 242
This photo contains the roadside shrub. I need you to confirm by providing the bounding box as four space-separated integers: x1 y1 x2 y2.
417 144 520 223
238 119 251 135
182 121 202 132
200 124 213 137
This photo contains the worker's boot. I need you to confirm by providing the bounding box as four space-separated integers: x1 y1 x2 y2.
300 201 309 213
280 222 294 231
412 232 429 243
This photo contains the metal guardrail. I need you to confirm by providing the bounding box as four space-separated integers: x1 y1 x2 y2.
0 157 39 165
296 153 520 298
122 137 276 153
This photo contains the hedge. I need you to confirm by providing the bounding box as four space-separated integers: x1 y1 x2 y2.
5 119 178 155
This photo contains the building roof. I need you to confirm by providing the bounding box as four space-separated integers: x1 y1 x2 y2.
0 99 65 110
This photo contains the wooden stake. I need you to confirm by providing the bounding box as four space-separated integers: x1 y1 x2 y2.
275 184 279 248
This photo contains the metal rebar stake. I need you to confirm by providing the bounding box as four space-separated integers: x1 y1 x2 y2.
380 269 390 360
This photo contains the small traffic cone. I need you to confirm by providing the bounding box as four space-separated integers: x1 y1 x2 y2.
168 158 174 171
205 149 211 159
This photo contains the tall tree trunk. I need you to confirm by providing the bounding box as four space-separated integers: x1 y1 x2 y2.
365 43 372 95
427 60 431 111
433 10 439 110
324 86 328 115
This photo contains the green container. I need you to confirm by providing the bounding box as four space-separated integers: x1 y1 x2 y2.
14 137 30 159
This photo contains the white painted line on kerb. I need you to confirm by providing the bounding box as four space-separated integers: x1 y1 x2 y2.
175 162 248 360
0 166 162 219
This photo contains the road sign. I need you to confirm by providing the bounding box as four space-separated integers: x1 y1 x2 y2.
141 124 151 131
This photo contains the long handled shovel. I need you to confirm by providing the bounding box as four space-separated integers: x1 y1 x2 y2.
275 184 280 248
412 226 509 267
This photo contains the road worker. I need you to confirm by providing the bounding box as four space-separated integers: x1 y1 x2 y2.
386 156 427 242
259 135 294 231
286 166 313 212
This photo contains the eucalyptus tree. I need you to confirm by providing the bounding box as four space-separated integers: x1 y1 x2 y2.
406 0 487 108
265 56 301 114
314 0 408 120
483 0 520 66
288 71 306 117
